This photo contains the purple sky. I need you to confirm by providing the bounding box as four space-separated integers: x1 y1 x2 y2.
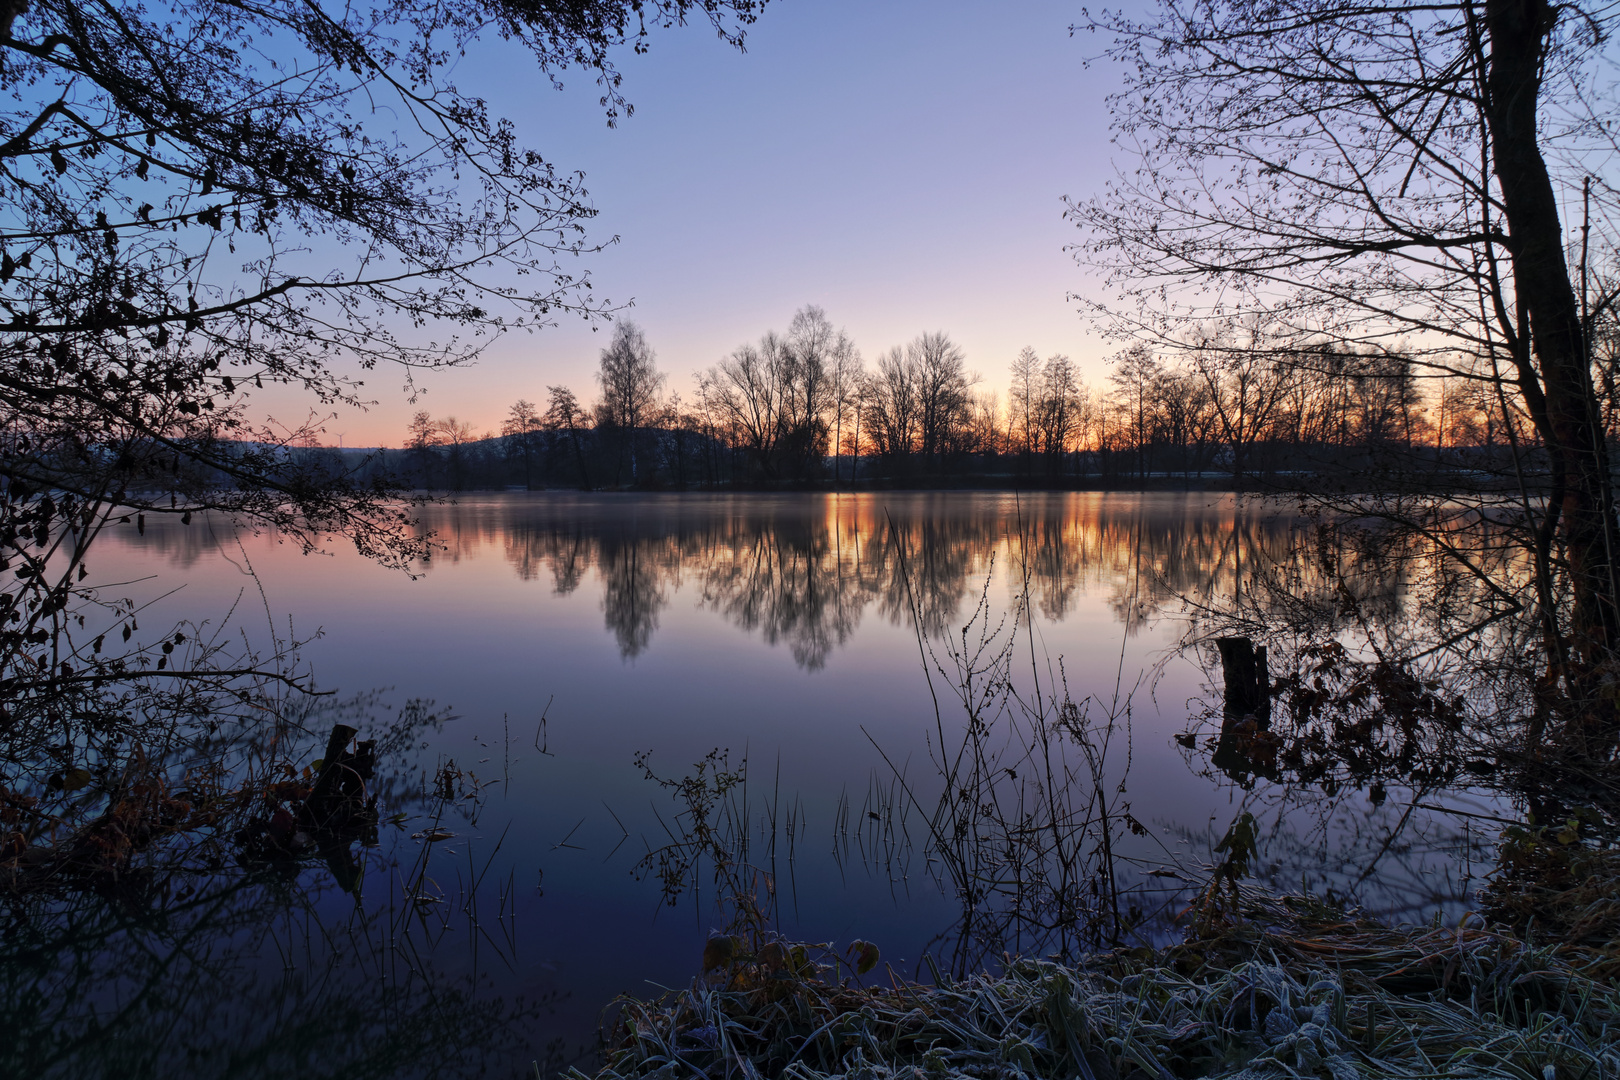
272 1 1128 447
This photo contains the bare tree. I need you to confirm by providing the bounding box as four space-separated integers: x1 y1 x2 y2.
545 385 593 490
503 399 543 489
1436 375 1489 453
407 411 439 452
1109 346 1164 482
406 410 443 487
697 307 857 481
1035 354 1085 478
1009 346 1043 473
775 308 837 477
433 416 479 490
1152 367 1216 481
863 345 920 467
596 321 665 485
701 307 860 482
911 332 974 472
787 306 860 482
1071 0 1620 686
701 333 791 479
848 377 868 480
828 332 865 484
965 390 1005 459
1189 323 1295 490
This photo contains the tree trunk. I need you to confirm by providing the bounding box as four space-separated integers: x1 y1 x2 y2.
1485 0 1620 672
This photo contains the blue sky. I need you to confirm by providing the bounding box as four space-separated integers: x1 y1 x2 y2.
294 1 1128 446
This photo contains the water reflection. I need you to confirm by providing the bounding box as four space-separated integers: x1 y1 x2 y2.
395 494 1397 668
74 491 1566 1055
106 496 1495 907
0 694 548 1080
113 493 1425 672
0 876 539 1079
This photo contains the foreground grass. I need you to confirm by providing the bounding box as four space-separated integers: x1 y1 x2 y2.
577 892 1620 1080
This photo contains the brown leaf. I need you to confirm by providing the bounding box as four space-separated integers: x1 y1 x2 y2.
848 939 880 976
701 933 735 972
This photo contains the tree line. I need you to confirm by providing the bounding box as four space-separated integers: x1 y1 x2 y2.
384 306 1614 491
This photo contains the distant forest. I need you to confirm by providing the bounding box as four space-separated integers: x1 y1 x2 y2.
329 306 1610 493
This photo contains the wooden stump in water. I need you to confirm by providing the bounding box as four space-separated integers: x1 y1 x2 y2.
305 723 376 826
1215 636 1270 723
1212 637 1279 786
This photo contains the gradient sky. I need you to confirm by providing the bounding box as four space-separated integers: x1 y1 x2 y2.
276 1 1129 447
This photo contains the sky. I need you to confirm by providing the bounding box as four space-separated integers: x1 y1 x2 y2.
279 1 1130 448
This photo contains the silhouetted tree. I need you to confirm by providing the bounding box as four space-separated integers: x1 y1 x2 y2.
912 332 974 472
596 321 665 485
1109 346 1164 482
1009 346 1043 475
779 306 842 478
700 306 860 482
826 322 864 484
434 416 478 491
863 345 920 469
545 385 593 490
502 400 543 489
1152 367 1216 480
1072 0 1620 693
0 0 768 849
702 332 791 480
1189 322 1295 489
1034 354 1086 478
407 410 443 487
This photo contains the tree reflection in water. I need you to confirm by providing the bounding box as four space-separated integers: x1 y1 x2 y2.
96 493 1619 1038
411 496 1491 927
561 493 1620 963
1169 503 1620 937
415 493 1335 667
446 494 1502 967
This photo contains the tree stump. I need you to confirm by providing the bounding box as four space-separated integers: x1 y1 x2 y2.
305 723 376 827
1212 636 1279 786
1215 636 1270 724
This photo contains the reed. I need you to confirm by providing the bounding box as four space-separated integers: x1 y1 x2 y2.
861 508 1170 975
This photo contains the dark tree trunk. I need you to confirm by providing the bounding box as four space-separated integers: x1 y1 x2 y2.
1216 636 1270 722
1485 0 1620 673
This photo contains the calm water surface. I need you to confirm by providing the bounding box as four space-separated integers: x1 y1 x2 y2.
56 492 1489 1073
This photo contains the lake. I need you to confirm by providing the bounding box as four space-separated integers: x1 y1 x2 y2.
17 492 1499 1077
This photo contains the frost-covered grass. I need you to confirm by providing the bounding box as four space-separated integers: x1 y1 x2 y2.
578 894 1620 1080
